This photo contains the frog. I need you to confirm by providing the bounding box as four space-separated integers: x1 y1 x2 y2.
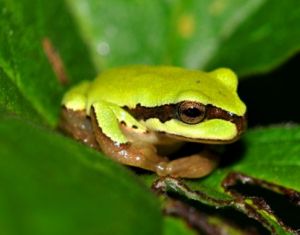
59 65 246 178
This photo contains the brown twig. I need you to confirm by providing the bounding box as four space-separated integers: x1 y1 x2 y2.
42 37 69 85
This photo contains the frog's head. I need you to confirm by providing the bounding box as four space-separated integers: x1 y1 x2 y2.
142 68 247 144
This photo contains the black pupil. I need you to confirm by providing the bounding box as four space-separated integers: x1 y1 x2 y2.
183 107 202 118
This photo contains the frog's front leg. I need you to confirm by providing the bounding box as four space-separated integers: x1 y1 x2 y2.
91 102 218 177
91 102 168 172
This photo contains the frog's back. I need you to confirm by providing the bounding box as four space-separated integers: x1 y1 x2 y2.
88 65 210 106
86 65 245 116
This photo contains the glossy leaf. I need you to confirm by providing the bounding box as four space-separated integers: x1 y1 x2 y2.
0 115 162 235
205 0 300 75
154 126 300 234
233 126 300 190
0 0 96 126
67 0 300 76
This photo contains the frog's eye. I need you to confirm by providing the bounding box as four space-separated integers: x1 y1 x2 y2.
178 102 206 124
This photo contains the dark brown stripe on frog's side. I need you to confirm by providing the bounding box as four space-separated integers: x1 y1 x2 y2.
123 103 246 135
206 105 247 135
124 103 178 123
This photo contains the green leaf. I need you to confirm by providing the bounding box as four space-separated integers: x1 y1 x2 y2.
163 217 196 235
153 126 300 234
233 125 300 190
0 67 42 123
205 0 300 75
0 115 162 235
67 0 300 76
0 0 96 126
66 0 169 70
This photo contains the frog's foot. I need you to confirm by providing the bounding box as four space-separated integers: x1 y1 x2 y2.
156 150 219 178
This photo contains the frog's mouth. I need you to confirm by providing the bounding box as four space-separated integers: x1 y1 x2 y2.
163 114 247 145
141 116 246 147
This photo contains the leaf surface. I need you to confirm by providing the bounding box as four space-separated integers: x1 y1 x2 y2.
0 115 162 235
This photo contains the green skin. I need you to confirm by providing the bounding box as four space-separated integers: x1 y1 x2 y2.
61 65 246 178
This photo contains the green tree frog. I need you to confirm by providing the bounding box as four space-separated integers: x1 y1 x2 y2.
60 65 246 178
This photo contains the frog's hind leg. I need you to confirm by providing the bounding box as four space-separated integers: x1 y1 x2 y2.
159 150 219 178
59 80 99 148
59 107 99 149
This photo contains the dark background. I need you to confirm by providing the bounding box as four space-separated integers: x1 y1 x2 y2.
240 52 300 127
